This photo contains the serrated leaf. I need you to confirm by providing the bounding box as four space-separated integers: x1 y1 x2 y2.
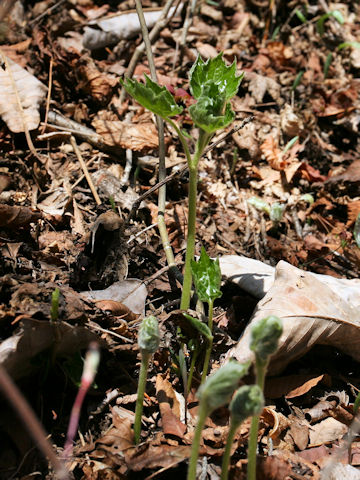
189 97 235 133
183 313 213 341
120 74 183 119
189 53 243 101
191 247 222 303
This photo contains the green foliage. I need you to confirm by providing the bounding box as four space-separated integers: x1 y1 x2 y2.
183 313 213 341
229 385 264 426
191 247 222 304
338 41 360 51
354 213 360 248
283 136 299 154
295 9 307 24
120 74 183 120
248 197 270 216
323 53 333 79
197 360 250 414
317 10 344 36
269 203 285 223
250 316 283 366
354 389 360 414
300 193 314 205
291 70 304 91
50 287 60 322
189 53 243 101
138 316 160 354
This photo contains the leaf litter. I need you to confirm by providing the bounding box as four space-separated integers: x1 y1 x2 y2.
0 0 360 479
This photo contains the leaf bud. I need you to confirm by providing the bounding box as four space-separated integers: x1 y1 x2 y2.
138 316 160 354
229 385 264 426
197 360 250 414
250 315 283 364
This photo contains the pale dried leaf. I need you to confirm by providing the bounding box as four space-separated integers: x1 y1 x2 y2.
309 417 347 446
0 53 46 132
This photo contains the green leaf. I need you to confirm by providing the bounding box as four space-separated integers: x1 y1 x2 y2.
189 97 235 134
138 316 160 354
183 313 213 341
250 315 283 365
191 247 222 304
295 9 307 24
338 41 360 51
120 74 183 120
248 197 271 215
230 385 264 426
317 10 344 36
354 389 360 414
189 53 244 101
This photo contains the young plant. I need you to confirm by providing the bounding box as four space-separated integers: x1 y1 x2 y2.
121 54 243 310
64 342 100 459
247 315 283 480
187 360 250 480
317 10 344 36
191 247 222 382
221 385 264 480
248 197 285 227
50 287 60 322
134 316 160 444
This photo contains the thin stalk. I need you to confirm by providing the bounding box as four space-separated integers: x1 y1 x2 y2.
221 420 239 480
134 0 177 278
180 131 211 310
187 343 199 392
247 359 267 480
187 402 208 480
134 351 150 444
201 300 214 384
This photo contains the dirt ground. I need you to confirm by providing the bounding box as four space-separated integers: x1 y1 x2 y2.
0 0 360 478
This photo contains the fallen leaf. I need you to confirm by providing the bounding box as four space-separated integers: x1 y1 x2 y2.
156 375 187 437
0 53 47 132
0 204 41 228
126 445 191 471
309 417 348 446
265 374 330 399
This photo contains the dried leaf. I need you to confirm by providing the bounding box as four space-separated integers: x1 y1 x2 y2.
223 260 360 374
0 204 41 228
156 375 187 437
309 417 347 446
265 374 329 399
260 136 286 171
0 53 46 132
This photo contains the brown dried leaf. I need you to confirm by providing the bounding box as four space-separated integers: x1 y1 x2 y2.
127 445 191 471
95 300 137 321
260 136 286 171
347 200 360 226
266 374 329 399
156 375 187 437
225 261 360 375
0 204 41 228
0 53 47 132
92 114 158 151
309 417 348 446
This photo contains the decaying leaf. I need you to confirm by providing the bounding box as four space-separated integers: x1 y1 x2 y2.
0 204 42 228
223 260 360 374
156 375 187 437
0 53 46 132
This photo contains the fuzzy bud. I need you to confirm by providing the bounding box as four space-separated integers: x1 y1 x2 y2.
197 361 250 414
229 385 264 426
138 316 160 354
250 315 283 365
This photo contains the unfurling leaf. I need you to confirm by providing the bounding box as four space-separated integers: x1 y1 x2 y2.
138 315 160 354
183 313 213 341
120 74 183 119
248 197 271 215
197 360 250 414
230 385 264 426
250 315 283 365
191 247 222 303
189 53 243 101
189 93 235 133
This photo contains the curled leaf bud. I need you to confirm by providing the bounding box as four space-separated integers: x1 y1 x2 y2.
269 203 285 223
250 315 283 364
229 385 264 426
138 316 160 354
197 360 250 414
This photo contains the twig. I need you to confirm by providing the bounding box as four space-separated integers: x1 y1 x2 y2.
41 56 53 134
134 0 179 285
119 0 178 103
126 116 254 221
70 136 101 206
29 0 66 25
121 149 133 186
0 364 69 479
178 0 198 64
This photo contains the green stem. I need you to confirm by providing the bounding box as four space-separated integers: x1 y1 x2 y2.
187 402 208 480
221 420 241 480
201 300 214 384
247 358 267 480
167 118 192 166
180 130 211 310
134 351 150 444
187 343 199 392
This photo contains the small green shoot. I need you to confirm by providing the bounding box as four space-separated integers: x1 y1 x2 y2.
221 385 264 480
354 389 360 415
187 361 250 480
269 202 285 224
354 213 360 248
294 9 307 24
283 135 299 154
108 196 117 212
300 193 314 205
134 316 160 444
291 70 304 91
191 247 222 382
247 316 283 480
317 10 344 36
50 287 60 322
338 41 360 51
323 53 333 79
270 26 280 41
248 197 271 216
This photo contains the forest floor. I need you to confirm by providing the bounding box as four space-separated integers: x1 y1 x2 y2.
1 0 360 478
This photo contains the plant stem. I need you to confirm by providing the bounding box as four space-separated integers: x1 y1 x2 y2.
187 342 199 392
134 351 150 444
180 130 211 310
187 402 208 480
201 300 214 384
247 358 267 480
221 420 240 480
